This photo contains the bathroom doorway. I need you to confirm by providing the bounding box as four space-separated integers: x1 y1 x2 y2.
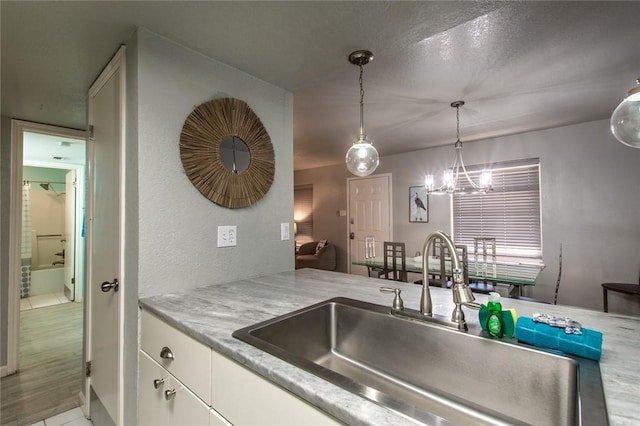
4 120 86 421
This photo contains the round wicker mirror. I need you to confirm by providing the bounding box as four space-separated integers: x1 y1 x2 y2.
179 98 275 209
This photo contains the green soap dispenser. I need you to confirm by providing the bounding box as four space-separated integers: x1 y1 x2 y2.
487 292 504 338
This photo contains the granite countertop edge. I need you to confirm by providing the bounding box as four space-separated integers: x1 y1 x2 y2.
138 269 640 426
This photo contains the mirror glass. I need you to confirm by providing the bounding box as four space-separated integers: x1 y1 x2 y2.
220 135 251 174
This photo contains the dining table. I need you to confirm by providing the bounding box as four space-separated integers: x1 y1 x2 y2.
352 256 545 297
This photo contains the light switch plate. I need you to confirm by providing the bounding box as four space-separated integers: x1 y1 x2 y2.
280 223 290 241
217 225 237 247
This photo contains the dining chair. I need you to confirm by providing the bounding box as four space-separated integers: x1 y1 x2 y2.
513 244 562 303
415 239 471 289
382 241 407 282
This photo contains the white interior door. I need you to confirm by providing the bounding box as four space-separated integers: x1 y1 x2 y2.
86 46 125 425
63 170 76 301
348 174 392 276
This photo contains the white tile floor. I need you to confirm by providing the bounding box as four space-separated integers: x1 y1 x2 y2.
29 407 92 426
21 292 70 311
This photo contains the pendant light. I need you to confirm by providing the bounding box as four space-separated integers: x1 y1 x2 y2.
345 50 379 176
425 101 492 194
610 77 640 148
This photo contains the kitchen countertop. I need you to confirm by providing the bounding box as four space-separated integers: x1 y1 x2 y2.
139 269 640 426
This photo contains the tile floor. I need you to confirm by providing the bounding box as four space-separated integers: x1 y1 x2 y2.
28 407 92 426
20 292 70 311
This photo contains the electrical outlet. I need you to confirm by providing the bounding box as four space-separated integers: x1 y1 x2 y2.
217 226 237 247
281 223 290 241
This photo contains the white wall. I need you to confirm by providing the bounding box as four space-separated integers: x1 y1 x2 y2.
135 28 294 298
296 119 640 314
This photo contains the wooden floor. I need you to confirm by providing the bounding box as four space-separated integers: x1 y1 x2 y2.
0 302 84 426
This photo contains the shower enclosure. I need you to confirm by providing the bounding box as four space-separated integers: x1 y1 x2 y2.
21 179 69 299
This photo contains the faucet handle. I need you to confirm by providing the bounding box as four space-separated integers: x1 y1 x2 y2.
380 287 404 310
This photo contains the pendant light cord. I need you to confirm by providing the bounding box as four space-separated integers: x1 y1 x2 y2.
359 64 365 136
455 103 460 142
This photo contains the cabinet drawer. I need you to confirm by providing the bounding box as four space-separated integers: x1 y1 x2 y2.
141 309 211 404
139 351 211 426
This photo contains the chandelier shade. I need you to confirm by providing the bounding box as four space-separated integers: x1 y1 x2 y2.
425 101 492 195
610 77 640 148
345 50 379 177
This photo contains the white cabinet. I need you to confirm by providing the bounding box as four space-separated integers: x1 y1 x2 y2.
141 310 211 403
210 350 341 426
139 308 339 426
139 351 212 426
139 310 227 426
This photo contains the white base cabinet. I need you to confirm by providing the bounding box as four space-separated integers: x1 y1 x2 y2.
210 350 341 426
139 351 212 426
139 308 340 425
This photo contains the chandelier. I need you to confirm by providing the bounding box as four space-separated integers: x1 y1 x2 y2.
610 77 640 148
425 101 492 194
345 50 379 177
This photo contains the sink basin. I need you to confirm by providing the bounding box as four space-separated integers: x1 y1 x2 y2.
233 297 607 425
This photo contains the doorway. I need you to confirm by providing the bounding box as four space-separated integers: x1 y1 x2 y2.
347 174 393 276
5 120 86 421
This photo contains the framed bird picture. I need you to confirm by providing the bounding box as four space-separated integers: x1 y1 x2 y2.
409 186 429 223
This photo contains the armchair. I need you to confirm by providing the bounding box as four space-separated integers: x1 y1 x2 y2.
295 240 336 271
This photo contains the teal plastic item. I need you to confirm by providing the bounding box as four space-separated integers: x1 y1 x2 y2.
486 292 503 337
515 316 603 361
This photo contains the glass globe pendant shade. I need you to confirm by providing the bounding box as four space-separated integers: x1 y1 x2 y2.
346 135 379 177
611 87 640 148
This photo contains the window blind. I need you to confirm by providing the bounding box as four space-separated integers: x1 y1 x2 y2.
452 159 542 260
294 185 313 243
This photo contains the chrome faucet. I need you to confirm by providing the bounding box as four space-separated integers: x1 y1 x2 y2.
420 230 475 330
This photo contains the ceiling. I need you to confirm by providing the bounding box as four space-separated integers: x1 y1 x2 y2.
23 132 85 168
3 1 640 171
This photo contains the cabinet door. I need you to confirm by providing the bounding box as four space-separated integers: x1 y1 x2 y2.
139 351 169 426
210 409 232 426
167 376 210 426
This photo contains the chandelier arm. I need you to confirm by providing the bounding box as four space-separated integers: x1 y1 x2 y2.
457 146 481 190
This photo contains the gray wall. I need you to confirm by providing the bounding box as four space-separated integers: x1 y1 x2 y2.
135 28 294 298
116 28 294 422
295 119 640 315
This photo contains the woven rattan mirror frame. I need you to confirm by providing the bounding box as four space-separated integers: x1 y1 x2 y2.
180 98 275 209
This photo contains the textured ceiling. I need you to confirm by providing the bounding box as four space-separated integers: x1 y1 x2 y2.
2 1 639 171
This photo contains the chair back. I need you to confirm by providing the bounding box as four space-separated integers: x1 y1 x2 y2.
382 242 407 282
553 244 562 305
429 239 468 287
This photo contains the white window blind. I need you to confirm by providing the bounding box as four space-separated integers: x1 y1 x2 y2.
452 159 542 260
294 185 313 244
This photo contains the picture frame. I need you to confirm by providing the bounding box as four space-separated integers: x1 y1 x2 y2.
409 186 429 223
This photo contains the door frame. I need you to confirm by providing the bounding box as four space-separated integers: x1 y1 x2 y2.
346 173 393 275
6 119 86 376
84 45 126 423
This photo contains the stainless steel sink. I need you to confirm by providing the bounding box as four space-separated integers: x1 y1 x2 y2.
233 297 607 425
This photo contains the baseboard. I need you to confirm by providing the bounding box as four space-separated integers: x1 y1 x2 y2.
0 364 7 377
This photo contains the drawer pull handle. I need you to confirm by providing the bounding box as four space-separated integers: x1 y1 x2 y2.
153 378 164 389
164 389 176 400
160 346 174 360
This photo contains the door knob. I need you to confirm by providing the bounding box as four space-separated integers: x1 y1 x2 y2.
164 389 176 400
153 378 164 389
349 232 355 240
101 278 119 292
